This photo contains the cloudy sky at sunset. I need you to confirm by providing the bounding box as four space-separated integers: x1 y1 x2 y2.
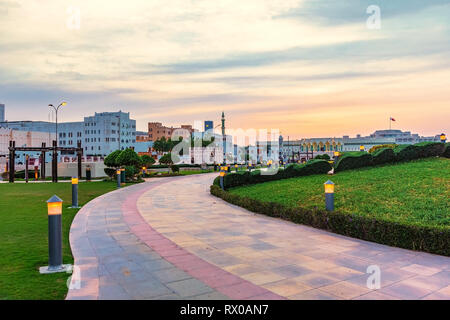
1 0 449 139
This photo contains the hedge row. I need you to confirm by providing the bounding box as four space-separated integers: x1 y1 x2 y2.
213 159 332 189
335 142 447 172
210 185 450 256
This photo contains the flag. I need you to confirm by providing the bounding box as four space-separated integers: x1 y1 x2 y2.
390 117 396 121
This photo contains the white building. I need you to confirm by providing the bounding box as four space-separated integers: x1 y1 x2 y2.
0 104 5 123
1 110 136 157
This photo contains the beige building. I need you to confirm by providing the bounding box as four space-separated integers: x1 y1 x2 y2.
148 122 194 141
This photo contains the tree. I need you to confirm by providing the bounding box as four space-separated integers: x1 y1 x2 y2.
140 155 155 167
159 153 180 173
116 148 142 167
104 150 122 168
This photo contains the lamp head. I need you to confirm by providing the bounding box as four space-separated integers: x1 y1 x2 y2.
324 180 335 194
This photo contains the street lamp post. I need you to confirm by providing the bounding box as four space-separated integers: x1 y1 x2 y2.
48 102 67 146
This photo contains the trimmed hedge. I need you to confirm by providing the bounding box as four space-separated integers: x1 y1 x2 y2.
369 144 398 153
335 152 373 172
315 154 330 160
210 185 450 256
335 142 447 172
213 159 332 189
443 143 450 158
372 148 395 166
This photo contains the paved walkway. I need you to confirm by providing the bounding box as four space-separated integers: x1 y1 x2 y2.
68 173 450 300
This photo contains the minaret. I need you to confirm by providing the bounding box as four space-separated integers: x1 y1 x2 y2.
221 111 226 162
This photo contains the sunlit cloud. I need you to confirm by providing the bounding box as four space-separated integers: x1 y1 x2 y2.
0 0 449 137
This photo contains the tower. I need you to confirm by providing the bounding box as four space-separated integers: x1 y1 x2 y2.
221 111 226 162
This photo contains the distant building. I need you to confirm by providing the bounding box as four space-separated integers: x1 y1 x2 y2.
0 127 56 165
148 122 194 141
0 104 5 123
1 111 136 157
136 131 149 142
280 129 443 157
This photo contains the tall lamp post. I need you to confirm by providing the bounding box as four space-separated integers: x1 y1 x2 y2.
48 102 67 146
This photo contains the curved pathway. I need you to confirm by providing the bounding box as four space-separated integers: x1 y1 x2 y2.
68 173 450 300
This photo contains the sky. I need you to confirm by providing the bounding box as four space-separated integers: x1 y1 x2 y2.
0 0 449 139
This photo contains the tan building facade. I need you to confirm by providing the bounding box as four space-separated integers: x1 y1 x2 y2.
148 122 194 141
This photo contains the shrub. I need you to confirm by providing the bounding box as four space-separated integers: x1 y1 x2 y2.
103 168 117 180
393 144 418 162
335 152 373 172
170 164 180 173
104 150 122 168
210 185 450 256
414 142 445 158
116 148 142 167
13 170 40 179
443 143 450 158
315 154 330 160
219 160 331 189
372 148 396 166
140 155 155 167
124 165 138 180
369 144 398 153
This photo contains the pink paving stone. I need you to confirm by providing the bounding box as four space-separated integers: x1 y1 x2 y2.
201 273 245 289
245 292 286 300
188 266 226 279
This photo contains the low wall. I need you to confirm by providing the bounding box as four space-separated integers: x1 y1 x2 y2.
45 162 107 178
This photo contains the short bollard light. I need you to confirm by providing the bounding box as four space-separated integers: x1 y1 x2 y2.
219 170 225 190
440 133 446 143
40 195 70 274
360 145 365 152
117 169 121 189
142 167 147 175
120 168 126 185
324 180 335 211
70 177 79 208
235 164 238 171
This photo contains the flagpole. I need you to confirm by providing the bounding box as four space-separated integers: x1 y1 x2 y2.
389 117 391 130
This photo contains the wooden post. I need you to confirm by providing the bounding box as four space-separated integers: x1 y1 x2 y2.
25 154 29 183
41 143 46 180
9 141 15 183
52 140 58 183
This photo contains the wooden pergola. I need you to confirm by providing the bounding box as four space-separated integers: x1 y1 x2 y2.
8 140 83 183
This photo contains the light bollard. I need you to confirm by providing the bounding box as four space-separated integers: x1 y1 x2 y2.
39 195 68 274
324 180 335 211
70 177 79 208
117 169 121 189
120 168 126 185
440 133 446 143
334 151 340 169
219 170 225 190
360 145 365 152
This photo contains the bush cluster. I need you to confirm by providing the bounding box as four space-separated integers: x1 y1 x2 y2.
335 142 446 172
314 154 330 160
368 144 398 153
213 159 332 189
210 185 450 256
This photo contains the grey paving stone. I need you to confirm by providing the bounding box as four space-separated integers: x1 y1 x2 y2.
152 268 192 284
166 278 214 298
273 265 314 278
123 279 174 299
138 258 174 272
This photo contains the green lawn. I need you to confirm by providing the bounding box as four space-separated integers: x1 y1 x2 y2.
229 158 450 228
0 181 129 300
